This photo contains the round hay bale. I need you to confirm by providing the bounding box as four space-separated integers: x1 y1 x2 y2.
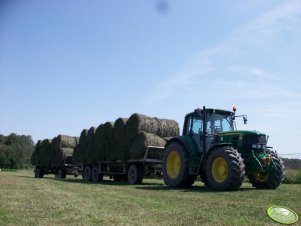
86 127 97 163
126 113 180 141
154 117 180 138
53 134 77 149
101 122 114 161
50 135 78 166
94 124 105 162
40 139 52 166
130 132 166 159
73 129 88 164
112 118 130 161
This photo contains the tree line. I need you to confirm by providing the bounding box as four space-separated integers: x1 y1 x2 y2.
0 133 34 169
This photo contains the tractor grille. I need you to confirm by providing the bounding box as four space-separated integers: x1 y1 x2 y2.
243 134 267 153
243 135 258 151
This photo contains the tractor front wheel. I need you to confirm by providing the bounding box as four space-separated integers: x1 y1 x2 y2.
206 147 245 191
248 151 284 189
162 142 192 188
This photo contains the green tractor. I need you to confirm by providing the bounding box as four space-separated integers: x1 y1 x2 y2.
162 106 284 191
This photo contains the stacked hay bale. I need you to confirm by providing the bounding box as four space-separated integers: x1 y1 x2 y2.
73 113 180 163
112 118 130 161
51 135 78 166
31 135 79 167
73 129 88 163
126 113 179 159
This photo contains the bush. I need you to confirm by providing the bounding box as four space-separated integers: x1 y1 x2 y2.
282 168 301 184
0 133 34 169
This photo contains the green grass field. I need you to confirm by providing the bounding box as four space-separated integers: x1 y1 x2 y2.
0 170 300 226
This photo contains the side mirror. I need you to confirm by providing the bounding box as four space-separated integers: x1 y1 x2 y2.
243 116 248 124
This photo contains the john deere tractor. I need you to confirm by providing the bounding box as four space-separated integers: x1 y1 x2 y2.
162 106 284 191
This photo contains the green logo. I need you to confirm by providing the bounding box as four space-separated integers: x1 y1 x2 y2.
267 206 299 224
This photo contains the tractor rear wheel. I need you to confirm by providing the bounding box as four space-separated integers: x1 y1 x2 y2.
248 151 284 189
206 147 245 191
162 142 191 188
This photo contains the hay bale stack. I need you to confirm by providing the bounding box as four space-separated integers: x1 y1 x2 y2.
126 113 179 142
73 113 179 163
51 135 78 166
130 132 166 159
112 118 130 161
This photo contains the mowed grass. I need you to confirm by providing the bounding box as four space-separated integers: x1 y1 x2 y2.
0 170 300 226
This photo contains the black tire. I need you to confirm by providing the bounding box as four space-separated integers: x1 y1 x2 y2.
83 165 92 182
206 147 245 191
162 142 192 188
127 164 144 185
248 151 284 189
35 167 44 178
56 169 66 179
91 166 103 182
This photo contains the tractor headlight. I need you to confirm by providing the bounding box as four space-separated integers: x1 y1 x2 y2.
252 144 266 149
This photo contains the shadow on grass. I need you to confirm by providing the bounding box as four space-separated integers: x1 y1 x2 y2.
134 184 255 193
18 175 256 192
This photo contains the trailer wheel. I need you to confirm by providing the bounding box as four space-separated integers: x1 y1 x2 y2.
91 166 103 182
83 166 92 182
56 169 66 179
127 164 144 185
35 167 44 178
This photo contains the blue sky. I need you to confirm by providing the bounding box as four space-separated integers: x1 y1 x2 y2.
0 0 300 157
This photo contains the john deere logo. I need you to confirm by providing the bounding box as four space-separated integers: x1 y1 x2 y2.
267 206 299 224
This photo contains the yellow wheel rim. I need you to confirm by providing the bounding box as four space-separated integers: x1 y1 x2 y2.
166 150 181 179
254 172 269 182
212 157 228 183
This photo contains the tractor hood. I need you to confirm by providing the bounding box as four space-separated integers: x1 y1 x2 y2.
216 130 268 152
217 130 266 137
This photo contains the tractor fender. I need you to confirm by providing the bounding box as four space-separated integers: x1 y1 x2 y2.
207 143 233 155
165 136 193 154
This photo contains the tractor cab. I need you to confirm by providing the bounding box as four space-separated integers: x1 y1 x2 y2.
183 107 237 152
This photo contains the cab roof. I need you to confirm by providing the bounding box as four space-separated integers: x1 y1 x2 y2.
185 108 234 118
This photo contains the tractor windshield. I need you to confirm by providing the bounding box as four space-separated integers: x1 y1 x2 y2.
207 113 234 134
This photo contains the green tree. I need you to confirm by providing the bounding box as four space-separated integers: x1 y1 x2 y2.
0 133 35 169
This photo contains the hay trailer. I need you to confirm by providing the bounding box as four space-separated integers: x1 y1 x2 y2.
34 155 83 179
82 146 164 184
32 135 82 179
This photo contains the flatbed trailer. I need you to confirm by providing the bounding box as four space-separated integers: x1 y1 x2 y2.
34 155 83 179
82 146 164 184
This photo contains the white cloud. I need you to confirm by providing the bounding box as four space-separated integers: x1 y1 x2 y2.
144 0 301 105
